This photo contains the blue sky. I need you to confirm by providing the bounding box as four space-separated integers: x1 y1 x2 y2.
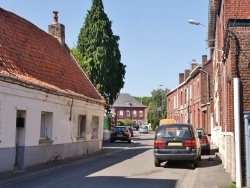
1 0 209 97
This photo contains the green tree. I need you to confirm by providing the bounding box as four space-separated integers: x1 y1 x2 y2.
134 96 153 106
76 0 126 112
147 88 170 130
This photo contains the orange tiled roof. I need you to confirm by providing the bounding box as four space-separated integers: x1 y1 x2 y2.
0 8 104 103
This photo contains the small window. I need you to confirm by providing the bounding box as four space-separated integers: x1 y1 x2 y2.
139 111 143 117
119 110 123 117
126 110 130 117
78 115 86 139
40 111 53 142
133 110 137 117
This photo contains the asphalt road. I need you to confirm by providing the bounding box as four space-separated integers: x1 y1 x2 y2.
1 131 232 188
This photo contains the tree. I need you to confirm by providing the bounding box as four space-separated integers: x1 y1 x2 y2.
75 0 126 112
133 96 153 106
147 88 170 130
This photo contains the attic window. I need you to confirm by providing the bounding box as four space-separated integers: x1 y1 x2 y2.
125 102 132 106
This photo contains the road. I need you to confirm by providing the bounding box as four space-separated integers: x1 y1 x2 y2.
1 131 231 188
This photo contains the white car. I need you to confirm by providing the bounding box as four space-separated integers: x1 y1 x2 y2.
138 125 149 134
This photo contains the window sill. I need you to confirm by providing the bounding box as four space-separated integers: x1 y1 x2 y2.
39 138 53 145
91 136 99 139
77 136 86 141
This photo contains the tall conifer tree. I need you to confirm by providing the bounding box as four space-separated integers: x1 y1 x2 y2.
76 0 126 111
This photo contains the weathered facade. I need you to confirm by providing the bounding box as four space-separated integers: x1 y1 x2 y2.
0 9 105 172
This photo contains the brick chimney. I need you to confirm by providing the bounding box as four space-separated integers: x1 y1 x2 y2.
184 69 190 80
202 55 207 66
191 59 198 71
48 11 65 45
179 73 184 84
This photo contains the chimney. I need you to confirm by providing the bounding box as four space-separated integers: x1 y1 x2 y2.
191 59 198 71
48 11 65 45
202 55 207 66
184 69 190 80
179 73 184 84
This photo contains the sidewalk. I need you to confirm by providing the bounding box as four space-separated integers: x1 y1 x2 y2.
0 146 122 186
0 142 232 188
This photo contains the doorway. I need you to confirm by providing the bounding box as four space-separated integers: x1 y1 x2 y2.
15 110 26 170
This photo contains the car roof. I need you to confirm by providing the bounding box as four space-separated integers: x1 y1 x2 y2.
159 123 194 127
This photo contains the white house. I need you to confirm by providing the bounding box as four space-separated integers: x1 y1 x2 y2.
0 9 106 172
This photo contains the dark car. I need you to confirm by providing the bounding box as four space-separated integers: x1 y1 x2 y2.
154 123 201 169
196 128 211 155
110 126 132 143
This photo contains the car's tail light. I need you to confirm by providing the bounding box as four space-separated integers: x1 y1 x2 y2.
200 138 208 143
184 140 197 147
154 140 167 148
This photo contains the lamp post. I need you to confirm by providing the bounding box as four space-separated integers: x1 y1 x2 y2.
159 85 166 118
188 19 208 48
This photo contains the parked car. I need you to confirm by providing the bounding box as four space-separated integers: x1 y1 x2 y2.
138 125 149 134
153 123 201 169
110 126 132 143
196 128 211 155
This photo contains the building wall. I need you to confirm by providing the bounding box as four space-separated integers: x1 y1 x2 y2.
0 81 104 172
115 107 146 125
210 0 250 183
167 62 212 135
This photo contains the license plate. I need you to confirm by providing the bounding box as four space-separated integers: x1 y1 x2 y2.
168 142 182 146
117 134 123 137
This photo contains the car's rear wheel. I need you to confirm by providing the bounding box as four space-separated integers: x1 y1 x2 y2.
192 157 199 169
154 158 161 167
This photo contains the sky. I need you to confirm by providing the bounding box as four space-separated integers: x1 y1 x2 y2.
1 0 210 97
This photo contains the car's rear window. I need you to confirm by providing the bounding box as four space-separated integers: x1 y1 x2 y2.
114 127 126 131
156 125 192 138
196 129 205 136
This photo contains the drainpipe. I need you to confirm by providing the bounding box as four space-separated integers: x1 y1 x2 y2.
244 112 250 187
234 78 242 187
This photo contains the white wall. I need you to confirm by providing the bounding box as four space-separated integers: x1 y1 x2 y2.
0 80 105 172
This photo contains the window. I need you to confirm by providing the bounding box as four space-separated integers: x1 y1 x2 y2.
139 110 143 117
119 110 123 117
78 115 86 139
133 110 137 117
40 111 53 142
91 116 99 139
125 101 132 106
126 110 130 117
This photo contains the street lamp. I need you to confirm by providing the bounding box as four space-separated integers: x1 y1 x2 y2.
188 19 208 48
159 85 166 118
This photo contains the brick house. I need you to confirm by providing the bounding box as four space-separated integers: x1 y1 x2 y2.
166 57 213 135
208 0 250 186
167 0 250 186
111 93 147 127
0 9 106 172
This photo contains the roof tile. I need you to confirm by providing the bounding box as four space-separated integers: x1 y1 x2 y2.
0 7 103 102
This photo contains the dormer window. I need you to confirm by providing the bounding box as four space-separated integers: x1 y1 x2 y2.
125 101 132 106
